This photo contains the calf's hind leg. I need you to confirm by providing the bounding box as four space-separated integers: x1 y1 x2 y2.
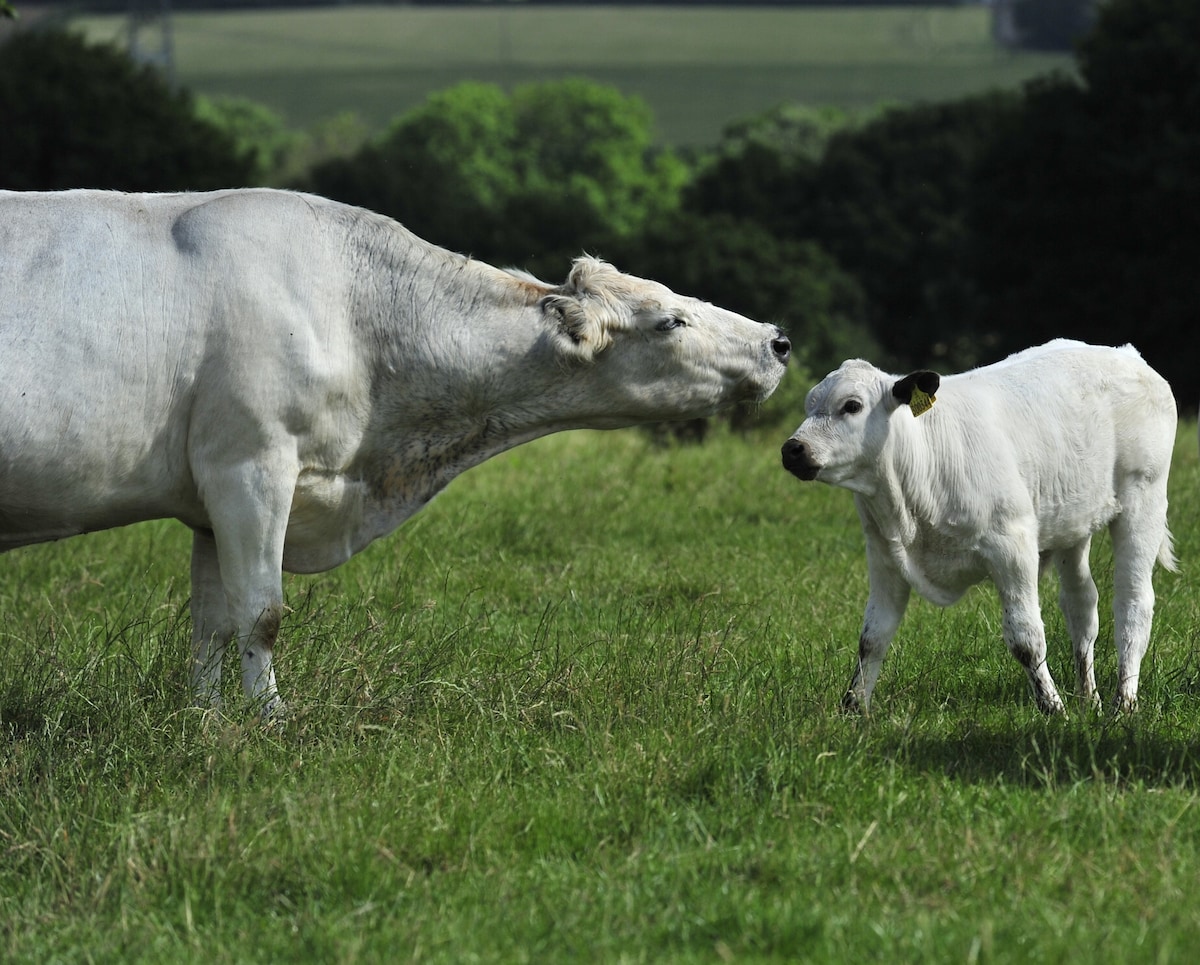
1053 537 1101 710
1108 493 1171 714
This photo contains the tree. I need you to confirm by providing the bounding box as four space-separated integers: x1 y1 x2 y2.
797 92 1022 371
1002 0 1099 51
612 211 874 403
971 0 1200 404
195 96 299 186
0 29 252 191
684 103 855 247
306 79 686 277
683 94 1019 373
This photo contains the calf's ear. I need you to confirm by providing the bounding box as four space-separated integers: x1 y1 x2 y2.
892 370 941 415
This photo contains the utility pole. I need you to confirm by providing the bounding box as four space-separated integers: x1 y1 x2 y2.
127 0 176 86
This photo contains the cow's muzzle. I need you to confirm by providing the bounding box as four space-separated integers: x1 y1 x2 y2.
781 438 820 481
770 328 792 365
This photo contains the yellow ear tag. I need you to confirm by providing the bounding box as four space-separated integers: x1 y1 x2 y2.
908 386 936 417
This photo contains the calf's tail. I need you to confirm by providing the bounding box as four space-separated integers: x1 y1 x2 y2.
1159 527 1179 573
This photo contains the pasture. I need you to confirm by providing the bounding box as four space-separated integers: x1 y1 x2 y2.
71 5 1072 144
4 418 1200 962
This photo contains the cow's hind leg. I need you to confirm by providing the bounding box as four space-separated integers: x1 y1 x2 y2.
1054 537 1101 711
190 529 232 708
1109 490 1171 714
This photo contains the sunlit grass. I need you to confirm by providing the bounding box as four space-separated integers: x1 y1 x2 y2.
3 421 1200 961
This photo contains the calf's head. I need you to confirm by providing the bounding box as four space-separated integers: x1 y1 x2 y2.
539 258 791 425
780 360 940 491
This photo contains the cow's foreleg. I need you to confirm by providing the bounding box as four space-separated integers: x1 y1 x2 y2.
1054 537 1101 711
844 546 910 714
1109 498 1167 714
190 529 232 708
994 543 1065 715
202 459 294 719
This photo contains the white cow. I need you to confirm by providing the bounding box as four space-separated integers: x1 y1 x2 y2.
780 339 1175 715
0 188 791 715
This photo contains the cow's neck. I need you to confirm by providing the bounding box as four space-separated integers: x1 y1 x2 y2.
355 253 586 511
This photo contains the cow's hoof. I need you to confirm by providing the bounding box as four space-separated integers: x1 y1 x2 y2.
840 691 867 716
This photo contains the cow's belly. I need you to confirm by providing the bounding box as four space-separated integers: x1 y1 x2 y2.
0 448 200 549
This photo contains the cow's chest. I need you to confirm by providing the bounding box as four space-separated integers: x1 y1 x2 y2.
280 433 499 574
281 467 437 574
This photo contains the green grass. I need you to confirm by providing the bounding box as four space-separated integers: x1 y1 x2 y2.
71 5 1072 144
4 416 1200 963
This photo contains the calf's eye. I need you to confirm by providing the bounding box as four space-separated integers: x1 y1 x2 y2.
841 399 863 415
655 316 685 332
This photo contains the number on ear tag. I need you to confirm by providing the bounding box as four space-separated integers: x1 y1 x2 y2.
908 386 935 416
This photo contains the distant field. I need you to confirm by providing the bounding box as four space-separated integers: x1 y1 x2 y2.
72 5 1072 145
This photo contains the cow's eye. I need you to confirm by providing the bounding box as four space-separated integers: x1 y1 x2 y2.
841 399 863 415
655 316 686 332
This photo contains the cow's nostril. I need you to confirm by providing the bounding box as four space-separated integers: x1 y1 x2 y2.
772 331 792 363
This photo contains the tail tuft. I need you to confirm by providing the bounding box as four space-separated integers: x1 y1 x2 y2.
1159 527 1179 573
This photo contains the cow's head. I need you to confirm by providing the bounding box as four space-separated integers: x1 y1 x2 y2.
780 359 940 491
538 257 791 424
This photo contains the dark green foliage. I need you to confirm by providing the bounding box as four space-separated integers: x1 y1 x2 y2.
1007 0 1099 51
800 93 1022 371
971 0 1200 404
684 95 1020 373
684 104 848 241
0 29 252 191
612 211 875 386
305 79 686 279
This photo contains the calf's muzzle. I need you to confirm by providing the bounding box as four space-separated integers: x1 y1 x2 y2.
781 437 820 481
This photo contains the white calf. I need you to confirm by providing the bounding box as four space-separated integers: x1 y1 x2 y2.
781 340 1176 715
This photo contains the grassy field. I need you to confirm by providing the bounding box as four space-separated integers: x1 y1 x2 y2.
3 414 1200 962
71 5 1072 145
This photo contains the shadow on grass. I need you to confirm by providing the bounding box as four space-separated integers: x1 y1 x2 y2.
873 712 1200 790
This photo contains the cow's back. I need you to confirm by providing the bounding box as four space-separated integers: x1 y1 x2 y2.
0 190 358 546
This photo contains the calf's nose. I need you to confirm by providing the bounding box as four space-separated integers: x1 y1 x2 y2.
780 437 819 481
771 328 792 364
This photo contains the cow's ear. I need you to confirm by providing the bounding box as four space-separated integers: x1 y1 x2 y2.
892 370 941 416
541 294 606 360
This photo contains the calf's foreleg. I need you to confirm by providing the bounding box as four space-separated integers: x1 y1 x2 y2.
843 547 910 714
993 542 1065 715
